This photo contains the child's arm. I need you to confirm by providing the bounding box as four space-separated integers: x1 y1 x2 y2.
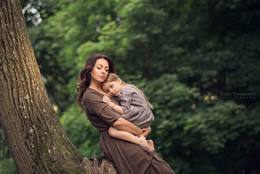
103 95 124 114
108 127 148 147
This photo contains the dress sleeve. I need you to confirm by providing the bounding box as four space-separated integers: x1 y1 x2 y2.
83 91 120 126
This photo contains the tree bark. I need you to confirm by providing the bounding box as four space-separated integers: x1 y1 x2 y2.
0 0 117 173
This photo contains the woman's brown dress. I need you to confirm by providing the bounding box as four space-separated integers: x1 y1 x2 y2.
82 88 175 174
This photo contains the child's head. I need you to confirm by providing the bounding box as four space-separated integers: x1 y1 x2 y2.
101 73 126 96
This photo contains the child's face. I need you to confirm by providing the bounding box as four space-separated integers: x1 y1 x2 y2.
102 79 122 96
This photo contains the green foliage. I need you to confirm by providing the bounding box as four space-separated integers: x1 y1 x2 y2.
0 129 8 160
21 0 60 27
144 74 259 174
0 126 15 173
0 158 16 174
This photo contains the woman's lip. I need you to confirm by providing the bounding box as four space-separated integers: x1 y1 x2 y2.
99 75 105 79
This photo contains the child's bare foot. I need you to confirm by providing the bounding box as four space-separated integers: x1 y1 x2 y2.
147 140 155 151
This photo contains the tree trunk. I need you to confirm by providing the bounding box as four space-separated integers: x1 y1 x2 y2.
0 0 116 173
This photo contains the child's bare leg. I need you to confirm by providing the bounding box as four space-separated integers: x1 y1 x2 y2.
108 127 150 149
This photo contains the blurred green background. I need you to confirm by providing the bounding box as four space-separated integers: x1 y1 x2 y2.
1 0 259 173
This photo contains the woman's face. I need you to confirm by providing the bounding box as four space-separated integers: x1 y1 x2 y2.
90 58 109 83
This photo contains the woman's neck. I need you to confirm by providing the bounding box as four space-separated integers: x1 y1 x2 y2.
89 80 107 94
89 80 101 91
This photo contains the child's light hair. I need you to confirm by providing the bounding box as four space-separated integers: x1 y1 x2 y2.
101 73 153 109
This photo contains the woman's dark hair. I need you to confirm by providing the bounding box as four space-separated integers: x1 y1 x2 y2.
76 54 115 107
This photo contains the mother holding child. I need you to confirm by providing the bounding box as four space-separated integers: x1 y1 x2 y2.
77 54 175 174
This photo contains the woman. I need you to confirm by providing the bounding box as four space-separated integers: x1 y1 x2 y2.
77 54 175 174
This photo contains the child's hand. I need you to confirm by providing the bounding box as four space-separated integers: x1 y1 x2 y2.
139 136 155 151
138 136 149 150
141 126 151 137
103 95 112 105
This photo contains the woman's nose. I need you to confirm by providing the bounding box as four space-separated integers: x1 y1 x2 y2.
101 68 107 74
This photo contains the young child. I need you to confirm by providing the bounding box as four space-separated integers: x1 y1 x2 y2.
101 73 155 151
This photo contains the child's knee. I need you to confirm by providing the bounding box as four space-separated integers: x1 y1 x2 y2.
108 127 116 137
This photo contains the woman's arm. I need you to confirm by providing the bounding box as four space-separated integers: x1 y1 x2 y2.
113 117 143 135
103 95 124 114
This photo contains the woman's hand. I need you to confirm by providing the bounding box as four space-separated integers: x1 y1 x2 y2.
141 126 151 137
